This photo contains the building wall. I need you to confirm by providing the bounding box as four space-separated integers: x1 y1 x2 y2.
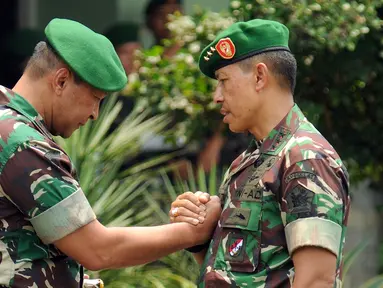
19 0 229 45
116 0 229 47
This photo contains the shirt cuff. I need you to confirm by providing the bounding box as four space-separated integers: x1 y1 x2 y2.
30 188 96 244
285 217 342 257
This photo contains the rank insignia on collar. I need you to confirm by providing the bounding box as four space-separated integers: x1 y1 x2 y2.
215 37 236 59
269 126 290 151
229 237 244 257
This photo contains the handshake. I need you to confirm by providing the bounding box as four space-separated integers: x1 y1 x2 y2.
168 191 222 248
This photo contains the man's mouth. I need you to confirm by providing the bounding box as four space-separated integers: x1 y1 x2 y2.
220 108 229 116
220 109 231 123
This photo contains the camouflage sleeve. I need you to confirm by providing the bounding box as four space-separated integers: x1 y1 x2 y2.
280 158 348 257
0 139 96 244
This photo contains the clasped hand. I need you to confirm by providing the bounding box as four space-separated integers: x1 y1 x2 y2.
169 191 221 226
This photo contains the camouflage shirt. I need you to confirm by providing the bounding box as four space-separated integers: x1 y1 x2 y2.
0 86 96 287
198 104 350 287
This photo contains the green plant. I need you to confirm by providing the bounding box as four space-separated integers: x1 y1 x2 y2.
125 0 383 184
343 240 383 288
95 164 224 287
359 274 383 288
124 9 235 146
230 0 382 52
56 93 200 287
343 240 371 280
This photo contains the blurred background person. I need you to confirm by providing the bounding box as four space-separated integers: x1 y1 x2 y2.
142 0 249 177
105 22 142 76
145 0 183 46
104 22 142 130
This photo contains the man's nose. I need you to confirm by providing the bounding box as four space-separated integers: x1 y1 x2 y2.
213 87 223 104
90 103 100 121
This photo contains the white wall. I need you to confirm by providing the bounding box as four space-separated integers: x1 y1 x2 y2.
22 0 117 33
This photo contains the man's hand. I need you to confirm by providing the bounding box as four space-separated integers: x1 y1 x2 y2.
169 191 211 225
169 191 221 245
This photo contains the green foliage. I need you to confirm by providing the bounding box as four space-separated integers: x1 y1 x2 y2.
96 164 224 287
342 240 383 287
55 93 173 188
125 1 383 183
343 240 371 283
230 0 382 52
56 94 199 287
359 274 383 288
125 10 235 145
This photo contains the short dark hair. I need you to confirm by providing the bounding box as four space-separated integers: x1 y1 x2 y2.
25 41 83 84
238 50 297 94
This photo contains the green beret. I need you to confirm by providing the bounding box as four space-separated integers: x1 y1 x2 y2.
45 18 127 92
199 19 290 79
6 29 44 58
104 23 140 48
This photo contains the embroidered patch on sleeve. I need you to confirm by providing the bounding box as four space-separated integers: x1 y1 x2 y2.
285 185 315 218
284 171 317 183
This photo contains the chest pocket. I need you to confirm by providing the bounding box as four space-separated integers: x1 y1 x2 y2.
213 155 278 273
216 206 262 273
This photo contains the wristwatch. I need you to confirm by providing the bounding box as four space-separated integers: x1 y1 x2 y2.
185 241 210 253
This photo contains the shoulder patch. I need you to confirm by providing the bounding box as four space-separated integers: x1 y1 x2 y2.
285 171 317 183
285 185 315 218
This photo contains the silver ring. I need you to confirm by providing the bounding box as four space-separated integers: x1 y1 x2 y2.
171 207 179 217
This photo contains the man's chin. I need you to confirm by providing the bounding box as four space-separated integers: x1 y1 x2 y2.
228 124 246 134
51 128 75 139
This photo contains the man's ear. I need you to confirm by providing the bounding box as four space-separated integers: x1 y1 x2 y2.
52 68 71 96
253 62 269 92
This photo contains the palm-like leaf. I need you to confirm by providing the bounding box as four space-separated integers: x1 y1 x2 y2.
56 93 204 287
359 275 383 288
343 239 371 280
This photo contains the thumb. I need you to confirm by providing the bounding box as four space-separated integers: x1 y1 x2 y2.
196 191 210 204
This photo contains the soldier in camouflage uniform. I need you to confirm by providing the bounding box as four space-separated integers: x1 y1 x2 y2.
0 18 221 287
170 19 350 287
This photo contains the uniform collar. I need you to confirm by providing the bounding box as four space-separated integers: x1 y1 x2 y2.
259 103 305 155
224 104 306 182
0 85 53 140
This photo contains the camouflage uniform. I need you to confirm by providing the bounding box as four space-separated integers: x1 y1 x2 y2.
198 104 350 287
0 86 96 287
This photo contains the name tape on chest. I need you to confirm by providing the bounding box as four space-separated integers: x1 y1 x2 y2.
234 156 279 202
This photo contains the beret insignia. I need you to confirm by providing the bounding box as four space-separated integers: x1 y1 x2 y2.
215 37 236 59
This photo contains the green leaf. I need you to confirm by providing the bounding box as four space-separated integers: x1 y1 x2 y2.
359 274 383 288
343 240 370 278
